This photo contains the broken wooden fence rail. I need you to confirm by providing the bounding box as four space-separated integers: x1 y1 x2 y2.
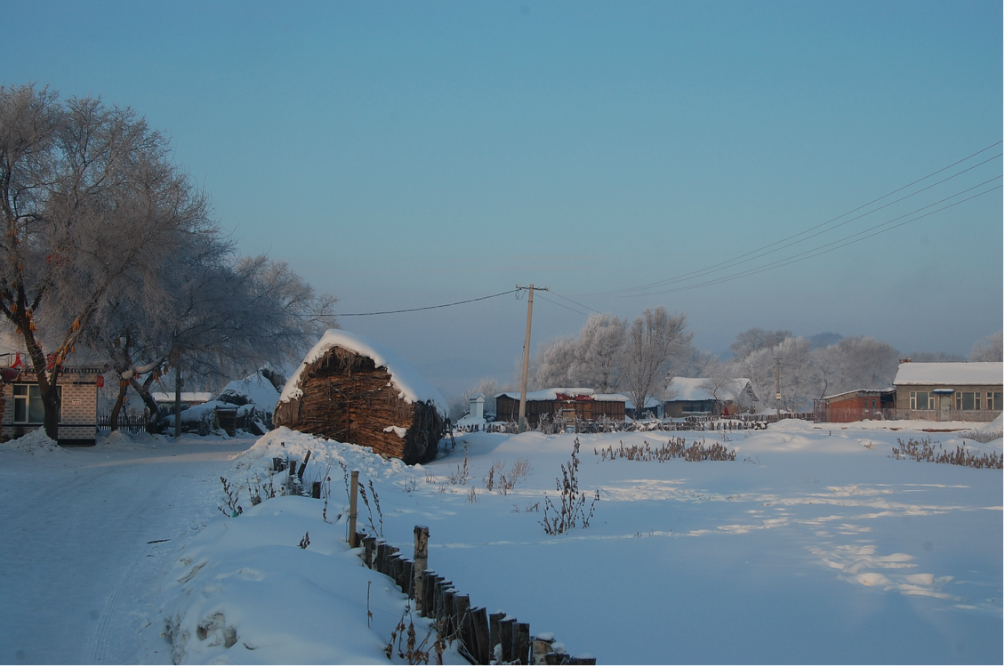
349 516 595 664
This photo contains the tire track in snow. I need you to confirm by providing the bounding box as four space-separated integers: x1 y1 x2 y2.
0 439 252 664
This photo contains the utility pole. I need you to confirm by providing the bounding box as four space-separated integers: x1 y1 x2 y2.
517 284 548 432
775 357 781 418
174 361 182 439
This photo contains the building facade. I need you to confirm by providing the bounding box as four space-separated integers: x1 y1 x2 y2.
1 356 103 445
815 388 896 423
495 389 627 427
893 362 1002 422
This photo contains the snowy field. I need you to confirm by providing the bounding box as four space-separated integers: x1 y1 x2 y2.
1 420 1000 664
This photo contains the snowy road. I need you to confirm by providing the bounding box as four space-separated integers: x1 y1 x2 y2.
0 435 254 665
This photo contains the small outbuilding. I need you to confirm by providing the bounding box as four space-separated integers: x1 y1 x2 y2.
456 393 487 431
495 388 627 427
662 377 758 418
814 388 896 423
273 330 448 465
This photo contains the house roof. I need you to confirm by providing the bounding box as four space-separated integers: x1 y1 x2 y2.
893 362 1003 387
496 388 628 403
278 329 448 417
151 392 214 403
822 387 896 402
624 396 664 410
665 377 753 402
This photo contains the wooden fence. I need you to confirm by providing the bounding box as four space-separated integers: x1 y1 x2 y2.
354 527 594 665
96 412 148 434
480 412 813 435
338 468 594 665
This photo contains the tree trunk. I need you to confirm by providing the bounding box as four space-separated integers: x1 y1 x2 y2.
19 321 59 441
131 378 162 434
109 380 129 431
42 387 60 441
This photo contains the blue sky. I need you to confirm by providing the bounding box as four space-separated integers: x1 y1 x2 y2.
3 0 1001 395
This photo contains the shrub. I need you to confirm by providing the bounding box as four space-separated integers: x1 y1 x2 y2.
595 438 736 463
541 439 599 535
891 437 1002 469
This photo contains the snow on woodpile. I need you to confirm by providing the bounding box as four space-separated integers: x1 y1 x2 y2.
893 361 1003 386
279 330 446 416
273 330 447 465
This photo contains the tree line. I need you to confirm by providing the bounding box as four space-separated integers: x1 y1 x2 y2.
450 312 1002 419
1 84 336 438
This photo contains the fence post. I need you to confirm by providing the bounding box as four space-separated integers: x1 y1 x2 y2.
363 535 375 568
413 526 429 609
472 607 490 664
348 470 359 548
499 617 515 663
514 622 531 665
489 613 503 661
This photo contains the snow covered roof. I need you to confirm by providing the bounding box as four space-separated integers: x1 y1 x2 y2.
278 329 448 418
624 396 664 410
893 362 1003 387
219 372 281 413
822 387 896 401
666 377 753 402
496 388 629 403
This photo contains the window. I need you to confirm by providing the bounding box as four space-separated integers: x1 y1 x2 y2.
975 392 981 411
960 392 975 410
994 392 1003 411
914 392 929 410
11 384 60 424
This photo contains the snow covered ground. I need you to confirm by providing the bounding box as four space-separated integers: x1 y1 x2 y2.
1 420 1000 664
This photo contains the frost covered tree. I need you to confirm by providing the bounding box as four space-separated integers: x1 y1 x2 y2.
0 84 216 439
969 330 1003 362
622 308 692 416
567 313 626 392
1 84 337 436
729 327 793 361
739 336 820 412
530 313 627 391
87 251 336 432
531 336 579 389
814 336 900 396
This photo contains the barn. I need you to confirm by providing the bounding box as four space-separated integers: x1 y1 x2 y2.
272 330 448 465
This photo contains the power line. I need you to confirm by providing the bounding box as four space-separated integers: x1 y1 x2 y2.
614 152 1001 296
536 293 592 318
547 291 600 315
586 140 1002 298
631 180 1001 296
332 289 520 317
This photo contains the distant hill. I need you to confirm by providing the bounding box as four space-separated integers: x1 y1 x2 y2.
808 332 843 349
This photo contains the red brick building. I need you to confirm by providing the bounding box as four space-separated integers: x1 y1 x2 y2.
815 388 896 423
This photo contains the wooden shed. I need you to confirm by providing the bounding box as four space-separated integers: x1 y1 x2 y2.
495 388 627 427
272 330 448 465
